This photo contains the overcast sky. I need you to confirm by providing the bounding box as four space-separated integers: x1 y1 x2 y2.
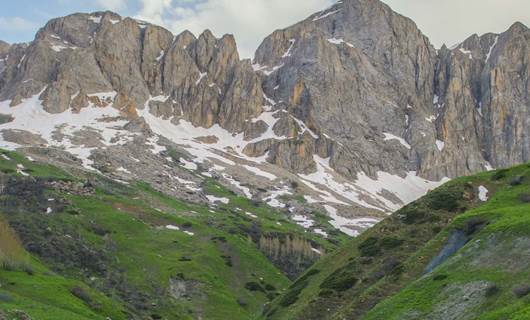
1 0 529 58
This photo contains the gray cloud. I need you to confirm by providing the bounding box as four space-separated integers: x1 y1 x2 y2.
381 0 530 47
134 0 529 57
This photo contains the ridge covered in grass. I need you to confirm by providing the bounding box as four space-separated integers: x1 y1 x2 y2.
265 163 530 320
0 149 346 319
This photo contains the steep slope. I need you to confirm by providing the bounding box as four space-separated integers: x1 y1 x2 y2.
264 162 530 320
0 148 348 319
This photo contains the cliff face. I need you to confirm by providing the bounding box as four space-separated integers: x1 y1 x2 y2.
254 0 529 180
0 1 528 237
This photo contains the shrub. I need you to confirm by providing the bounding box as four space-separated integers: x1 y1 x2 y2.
0 218 29 270
358 237 380 257
433 274 448 281
518 193 530 203
244 281 265 292
264 283 276 291
320 264 358 292
380 237 404 249
400 207 427 224
318 289 334 297
296 269 320 283
491 169 509 181
278 280 308 307
485 283 499 297
425 189 461 211
513 285 530 298
510 176 524 186
70 286 92 304
381 258 404 277
462 217 488 235
237 297 248 307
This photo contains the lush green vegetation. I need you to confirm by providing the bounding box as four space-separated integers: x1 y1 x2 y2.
0 149 346 319
265 163 530 320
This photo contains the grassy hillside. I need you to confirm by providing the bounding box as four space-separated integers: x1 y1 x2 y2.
0 149 347 320
265 163 530 320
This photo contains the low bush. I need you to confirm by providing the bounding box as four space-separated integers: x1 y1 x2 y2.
462 217 488 235
485 283 499 297
491 169 509 181
278 280 308 307
513 285 530 298
510 176 524 186
433 274 448 281
380 237 404 249
518 193 530 203
358 237 380 257
320 264 358 292
244 281 265 292
70 286 92 304
425 188 461 211
400 207 427 225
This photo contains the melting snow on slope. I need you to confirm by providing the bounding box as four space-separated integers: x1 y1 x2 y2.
282 39 296 58
292 214 314 229
263 185 291 208
300 155 449 213
478 185 489 202
436 140 445 152
206 195 230 204
327 38 354 48
459 48 473 59
323 205 379 237
242 165 277 181
383 133 411 149
313 9 341 21
0 89 135 170
138 97 288 171
485 36 499 63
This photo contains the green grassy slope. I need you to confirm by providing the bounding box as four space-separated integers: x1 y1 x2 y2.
265 163 530 320
0 149 347 320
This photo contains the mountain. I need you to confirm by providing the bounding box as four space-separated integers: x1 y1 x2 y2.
265 161 530 320
0 1 528 242
0 0 528 318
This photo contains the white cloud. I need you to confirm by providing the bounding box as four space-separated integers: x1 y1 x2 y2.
0 17 36 32
136 0 335 59
133 0 529 58
381 0 530 48
96 0 127 11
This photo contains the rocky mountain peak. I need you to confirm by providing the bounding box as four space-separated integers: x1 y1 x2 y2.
0 4 528 239
0 40 9 53
508 21 529 33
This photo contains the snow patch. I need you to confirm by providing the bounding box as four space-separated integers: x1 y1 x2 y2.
88 16 102 24
242 165 277 181
206 195 229 204
383 133 411 149
282 39 296 58
313 9 341 21
436 140 445 152
478 185 489 202
292 214 314 229
327 38 354 48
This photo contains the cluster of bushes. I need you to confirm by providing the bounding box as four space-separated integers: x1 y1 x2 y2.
358 236 404 257
245 279 278 300
423 187 462 212
320 265 358 292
